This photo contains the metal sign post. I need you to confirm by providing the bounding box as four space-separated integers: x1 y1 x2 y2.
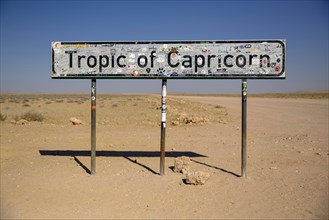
241 79 247 177
160 79 167 175
91 79 96 175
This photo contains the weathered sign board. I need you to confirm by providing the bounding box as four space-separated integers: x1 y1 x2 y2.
51 39 286 177
52 40 285 79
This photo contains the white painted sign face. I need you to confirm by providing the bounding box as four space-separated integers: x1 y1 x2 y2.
52 40 285 79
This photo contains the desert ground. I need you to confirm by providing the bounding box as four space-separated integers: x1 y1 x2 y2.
0 92 328 219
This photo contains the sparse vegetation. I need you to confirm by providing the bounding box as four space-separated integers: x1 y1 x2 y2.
13 115 20 121
215 105 224 109
16 111 45 122
175 91 329 99
0 113 7 121
1 94 228 126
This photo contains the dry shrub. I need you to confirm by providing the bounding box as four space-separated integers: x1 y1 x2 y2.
18 111 44 122
0 113 7 121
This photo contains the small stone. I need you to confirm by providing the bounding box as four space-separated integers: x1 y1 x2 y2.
186 171 210 185
173 156 191 174
10 120 16 124
16 119 28 125
191 116 208 124
70 117 83 125
171 121 180 126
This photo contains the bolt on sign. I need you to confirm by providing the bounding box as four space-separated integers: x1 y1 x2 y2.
52 40 285 79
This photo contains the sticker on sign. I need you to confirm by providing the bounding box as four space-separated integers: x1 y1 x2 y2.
52 40 285 79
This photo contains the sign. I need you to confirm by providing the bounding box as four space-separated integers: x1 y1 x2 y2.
52 40 285 79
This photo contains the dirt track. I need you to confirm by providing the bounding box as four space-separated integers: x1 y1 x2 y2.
1 95 328 219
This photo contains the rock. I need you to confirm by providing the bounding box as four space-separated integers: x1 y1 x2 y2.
186 171 210 185
173 156 191 174
16 119 28 125
10 120 17 124
70 117 83 125
171 120 180 126
177 113 188 123
175 113 208 125
191 116 208 124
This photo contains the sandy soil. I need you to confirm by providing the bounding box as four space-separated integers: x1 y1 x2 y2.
0 94 328 219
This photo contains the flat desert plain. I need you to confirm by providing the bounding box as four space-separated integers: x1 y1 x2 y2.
0 93 328 219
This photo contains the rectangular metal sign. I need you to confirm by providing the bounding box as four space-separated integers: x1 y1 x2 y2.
52 40 285 79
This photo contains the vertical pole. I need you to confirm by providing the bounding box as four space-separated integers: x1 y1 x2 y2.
241 79 247 177
160 79 167 176
91 79 96 175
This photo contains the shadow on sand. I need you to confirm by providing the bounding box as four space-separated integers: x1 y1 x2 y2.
39 150 206 175
191 159 240 177
39 150 239 177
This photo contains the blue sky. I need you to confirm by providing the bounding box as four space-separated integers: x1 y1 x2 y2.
1 0 328 94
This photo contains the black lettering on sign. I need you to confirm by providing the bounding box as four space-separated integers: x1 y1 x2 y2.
182 55 192 68
65 51 77 68
111 55 115 68
87 56 97 68
224 55 233 67
137 55 148 68
99 55 109 72
168 51 179 67
207 55 216 68
78 55 86 68
249 54 258 65
195 55 205 72
260 54 270 68
236 55 246 68
117 55 126 68
150 51 156 68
